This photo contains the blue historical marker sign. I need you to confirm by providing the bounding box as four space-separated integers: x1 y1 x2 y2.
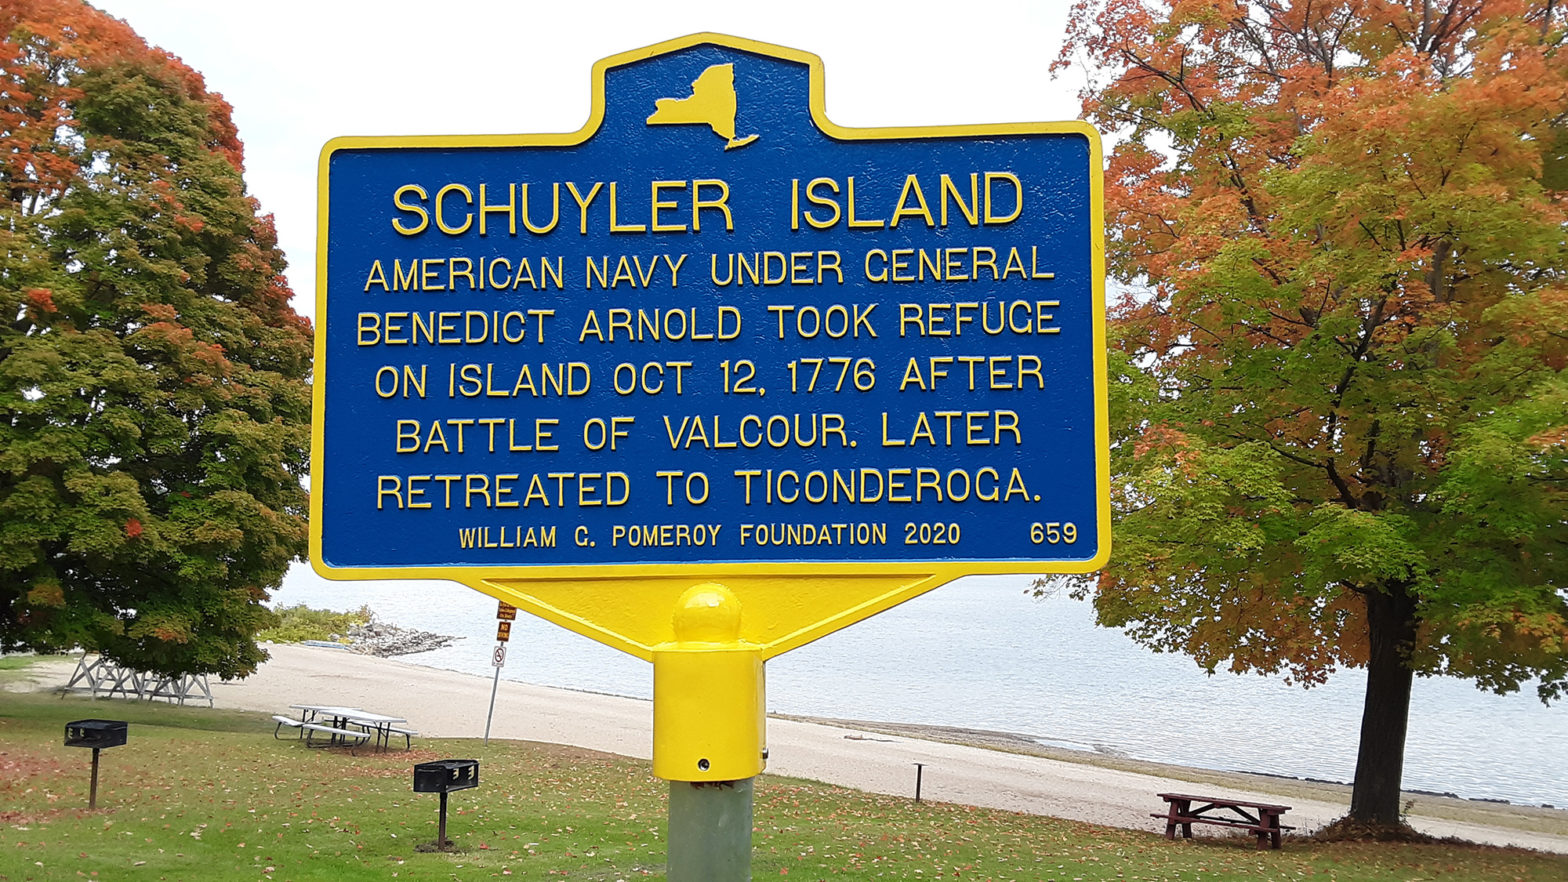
312 34 1108 578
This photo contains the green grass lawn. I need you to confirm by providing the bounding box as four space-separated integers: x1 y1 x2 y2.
0 691 1563 881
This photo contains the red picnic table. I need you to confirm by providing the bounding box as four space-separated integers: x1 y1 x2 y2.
1154 792 1295 849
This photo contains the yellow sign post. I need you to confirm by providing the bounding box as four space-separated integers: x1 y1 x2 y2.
479 571 975 781
312 33 1107 878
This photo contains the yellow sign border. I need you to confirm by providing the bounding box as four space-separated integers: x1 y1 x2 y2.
309 32 1110 660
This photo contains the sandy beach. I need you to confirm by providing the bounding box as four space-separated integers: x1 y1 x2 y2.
20 645 1568 853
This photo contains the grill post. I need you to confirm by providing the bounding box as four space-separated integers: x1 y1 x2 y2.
437 791 449 847
89 748 101 810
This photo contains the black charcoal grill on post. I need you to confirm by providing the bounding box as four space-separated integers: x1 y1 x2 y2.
64 719 127 809
413 759 478 849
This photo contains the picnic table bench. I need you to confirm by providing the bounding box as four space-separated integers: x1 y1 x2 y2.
301 721 371 753
382 724 419 750
1153 793 1295 850
271 714 305 738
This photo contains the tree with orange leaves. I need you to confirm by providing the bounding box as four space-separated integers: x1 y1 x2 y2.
0 2 311 679
1050 0 1567 828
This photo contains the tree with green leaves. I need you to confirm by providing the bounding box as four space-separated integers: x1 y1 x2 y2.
0 0 311 679
1051 0 1567 829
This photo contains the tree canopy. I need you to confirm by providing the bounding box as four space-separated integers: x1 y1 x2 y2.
0 0 312 679
1055 0 1567 826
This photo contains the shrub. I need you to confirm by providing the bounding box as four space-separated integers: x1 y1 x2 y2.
258 605 372 644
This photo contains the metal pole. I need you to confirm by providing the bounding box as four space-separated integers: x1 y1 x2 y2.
88 747 101 810
437 791 449 847
913 763 925 803
483 662 501 746
667 778 754 881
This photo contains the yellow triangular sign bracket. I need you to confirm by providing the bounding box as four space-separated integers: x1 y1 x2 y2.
466 571 953 781
471 572 949 661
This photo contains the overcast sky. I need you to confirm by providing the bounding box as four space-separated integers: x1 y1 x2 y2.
89 1 1086 321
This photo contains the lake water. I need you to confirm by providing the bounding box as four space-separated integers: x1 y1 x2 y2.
271 566 1566 808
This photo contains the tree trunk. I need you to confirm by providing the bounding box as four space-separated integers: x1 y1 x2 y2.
1347 582 1419 826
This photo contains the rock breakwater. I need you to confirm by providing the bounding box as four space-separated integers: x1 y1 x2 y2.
340 615 460 657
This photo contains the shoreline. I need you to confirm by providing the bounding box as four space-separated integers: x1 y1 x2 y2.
9 647 1567 851
264 582 1568 810
776 715 1568 839
330 639 1560 812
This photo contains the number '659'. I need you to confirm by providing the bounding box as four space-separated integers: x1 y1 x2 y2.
1029 522 1076 544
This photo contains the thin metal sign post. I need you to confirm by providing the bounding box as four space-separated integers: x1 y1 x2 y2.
484 603 514 746
311 33 1108 881
484 643 506 745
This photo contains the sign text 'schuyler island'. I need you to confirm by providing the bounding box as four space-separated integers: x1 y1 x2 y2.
312 36 1108 577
